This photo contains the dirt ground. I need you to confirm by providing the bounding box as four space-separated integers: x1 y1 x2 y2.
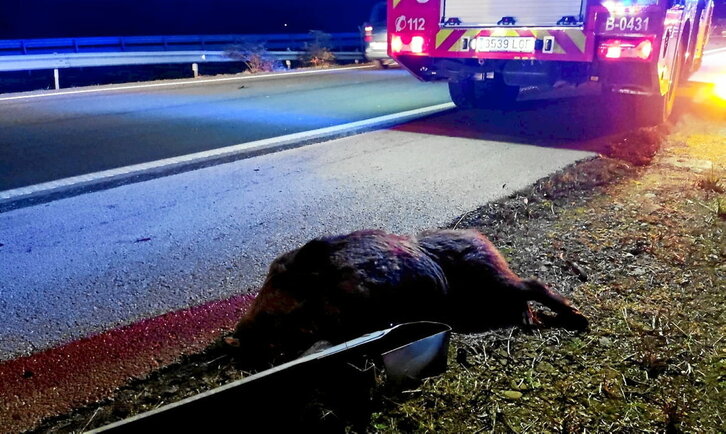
31 102 725 432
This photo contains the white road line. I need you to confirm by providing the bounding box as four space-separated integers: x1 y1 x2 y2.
0 102 455 204
0 65 376 102
703 47 726 56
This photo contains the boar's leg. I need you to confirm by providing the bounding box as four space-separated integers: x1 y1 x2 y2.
522 279 589 330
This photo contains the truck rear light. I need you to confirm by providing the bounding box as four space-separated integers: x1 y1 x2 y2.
410 36 425 54
364 25 374 43
601 0 651 14
391 35 404 53
390 35 427 55
598 38 653 61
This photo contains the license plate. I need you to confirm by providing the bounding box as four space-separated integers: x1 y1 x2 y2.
476 37 536 53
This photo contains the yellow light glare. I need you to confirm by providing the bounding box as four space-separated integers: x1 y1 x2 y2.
714 78 726 102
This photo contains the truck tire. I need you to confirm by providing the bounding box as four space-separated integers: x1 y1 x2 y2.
473 79 520 110
448 78 519 110
637 34 686 127
448 79 476 108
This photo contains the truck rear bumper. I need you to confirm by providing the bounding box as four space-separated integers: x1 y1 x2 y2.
395 55 659 96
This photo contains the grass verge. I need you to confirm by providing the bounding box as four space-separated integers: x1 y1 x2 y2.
368 114 725 433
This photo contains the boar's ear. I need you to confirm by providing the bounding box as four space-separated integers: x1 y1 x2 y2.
223 336 241 347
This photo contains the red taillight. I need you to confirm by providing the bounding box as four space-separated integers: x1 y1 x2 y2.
598 38 653 61
389 35 426 55
410 36 425 54
391 35 404 53
364 24 373 42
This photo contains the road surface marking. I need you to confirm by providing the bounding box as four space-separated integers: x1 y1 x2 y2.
0 102 455 206
0 65 376 102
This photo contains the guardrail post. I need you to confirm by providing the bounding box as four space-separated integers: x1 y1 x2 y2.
53 68 60 90
192 63 199 78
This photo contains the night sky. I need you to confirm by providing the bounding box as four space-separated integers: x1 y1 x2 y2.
0 0 381 39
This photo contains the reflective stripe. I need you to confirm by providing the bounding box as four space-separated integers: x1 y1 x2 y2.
449 29 482 52
436 29 455 49
435 28 587 56
567 30 587 53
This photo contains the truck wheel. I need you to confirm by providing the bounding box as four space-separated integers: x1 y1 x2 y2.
473 79 520 109
448 79 476 108
637 35 685 127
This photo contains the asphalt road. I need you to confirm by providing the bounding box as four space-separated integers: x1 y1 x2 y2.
0 67 450 191
0 107 607 361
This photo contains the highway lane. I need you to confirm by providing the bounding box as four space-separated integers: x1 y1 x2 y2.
2 44 725 359
0 67 450 191
0 109 604 362
3 45 725 361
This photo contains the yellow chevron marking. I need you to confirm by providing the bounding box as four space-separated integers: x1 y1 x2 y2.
441 29 485 53
449 36 465 52
465 29 481 39
568 30 586 53
393 0 402 8
436 29 454 49
451 29 482 52
448 27 585 56
546 30 565 54
491 29 521 37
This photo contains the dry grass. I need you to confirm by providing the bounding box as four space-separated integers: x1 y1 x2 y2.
367 116 725 433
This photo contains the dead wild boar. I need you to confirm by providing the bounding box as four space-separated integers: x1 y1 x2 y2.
226 229 588 367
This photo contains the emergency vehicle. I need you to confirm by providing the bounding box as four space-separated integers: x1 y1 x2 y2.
388 0 714 125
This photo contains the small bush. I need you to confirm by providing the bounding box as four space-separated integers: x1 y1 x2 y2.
300 30 336 68
225 42 281 73
696 163 724 193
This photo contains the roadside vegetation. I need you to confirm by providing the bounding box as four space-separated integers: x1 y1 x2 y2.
0 30 351 95
30 108 724 432
367 112 725 432
299 30 337 68
225 42 281 73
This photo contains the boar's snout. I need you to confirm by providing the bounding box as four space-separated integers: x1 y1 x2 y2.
226 310 320 369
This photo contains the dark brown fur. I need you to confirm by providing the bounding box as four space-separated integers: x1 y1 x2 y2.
228 229 588 368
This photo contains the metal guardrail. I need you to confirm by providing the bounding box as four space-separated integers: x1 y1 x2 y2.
0 33 366 86
0 33 363 56
0 50 365 72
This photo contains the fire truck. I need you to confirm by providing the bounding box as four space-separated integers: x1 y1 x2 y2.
388 0 714 126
